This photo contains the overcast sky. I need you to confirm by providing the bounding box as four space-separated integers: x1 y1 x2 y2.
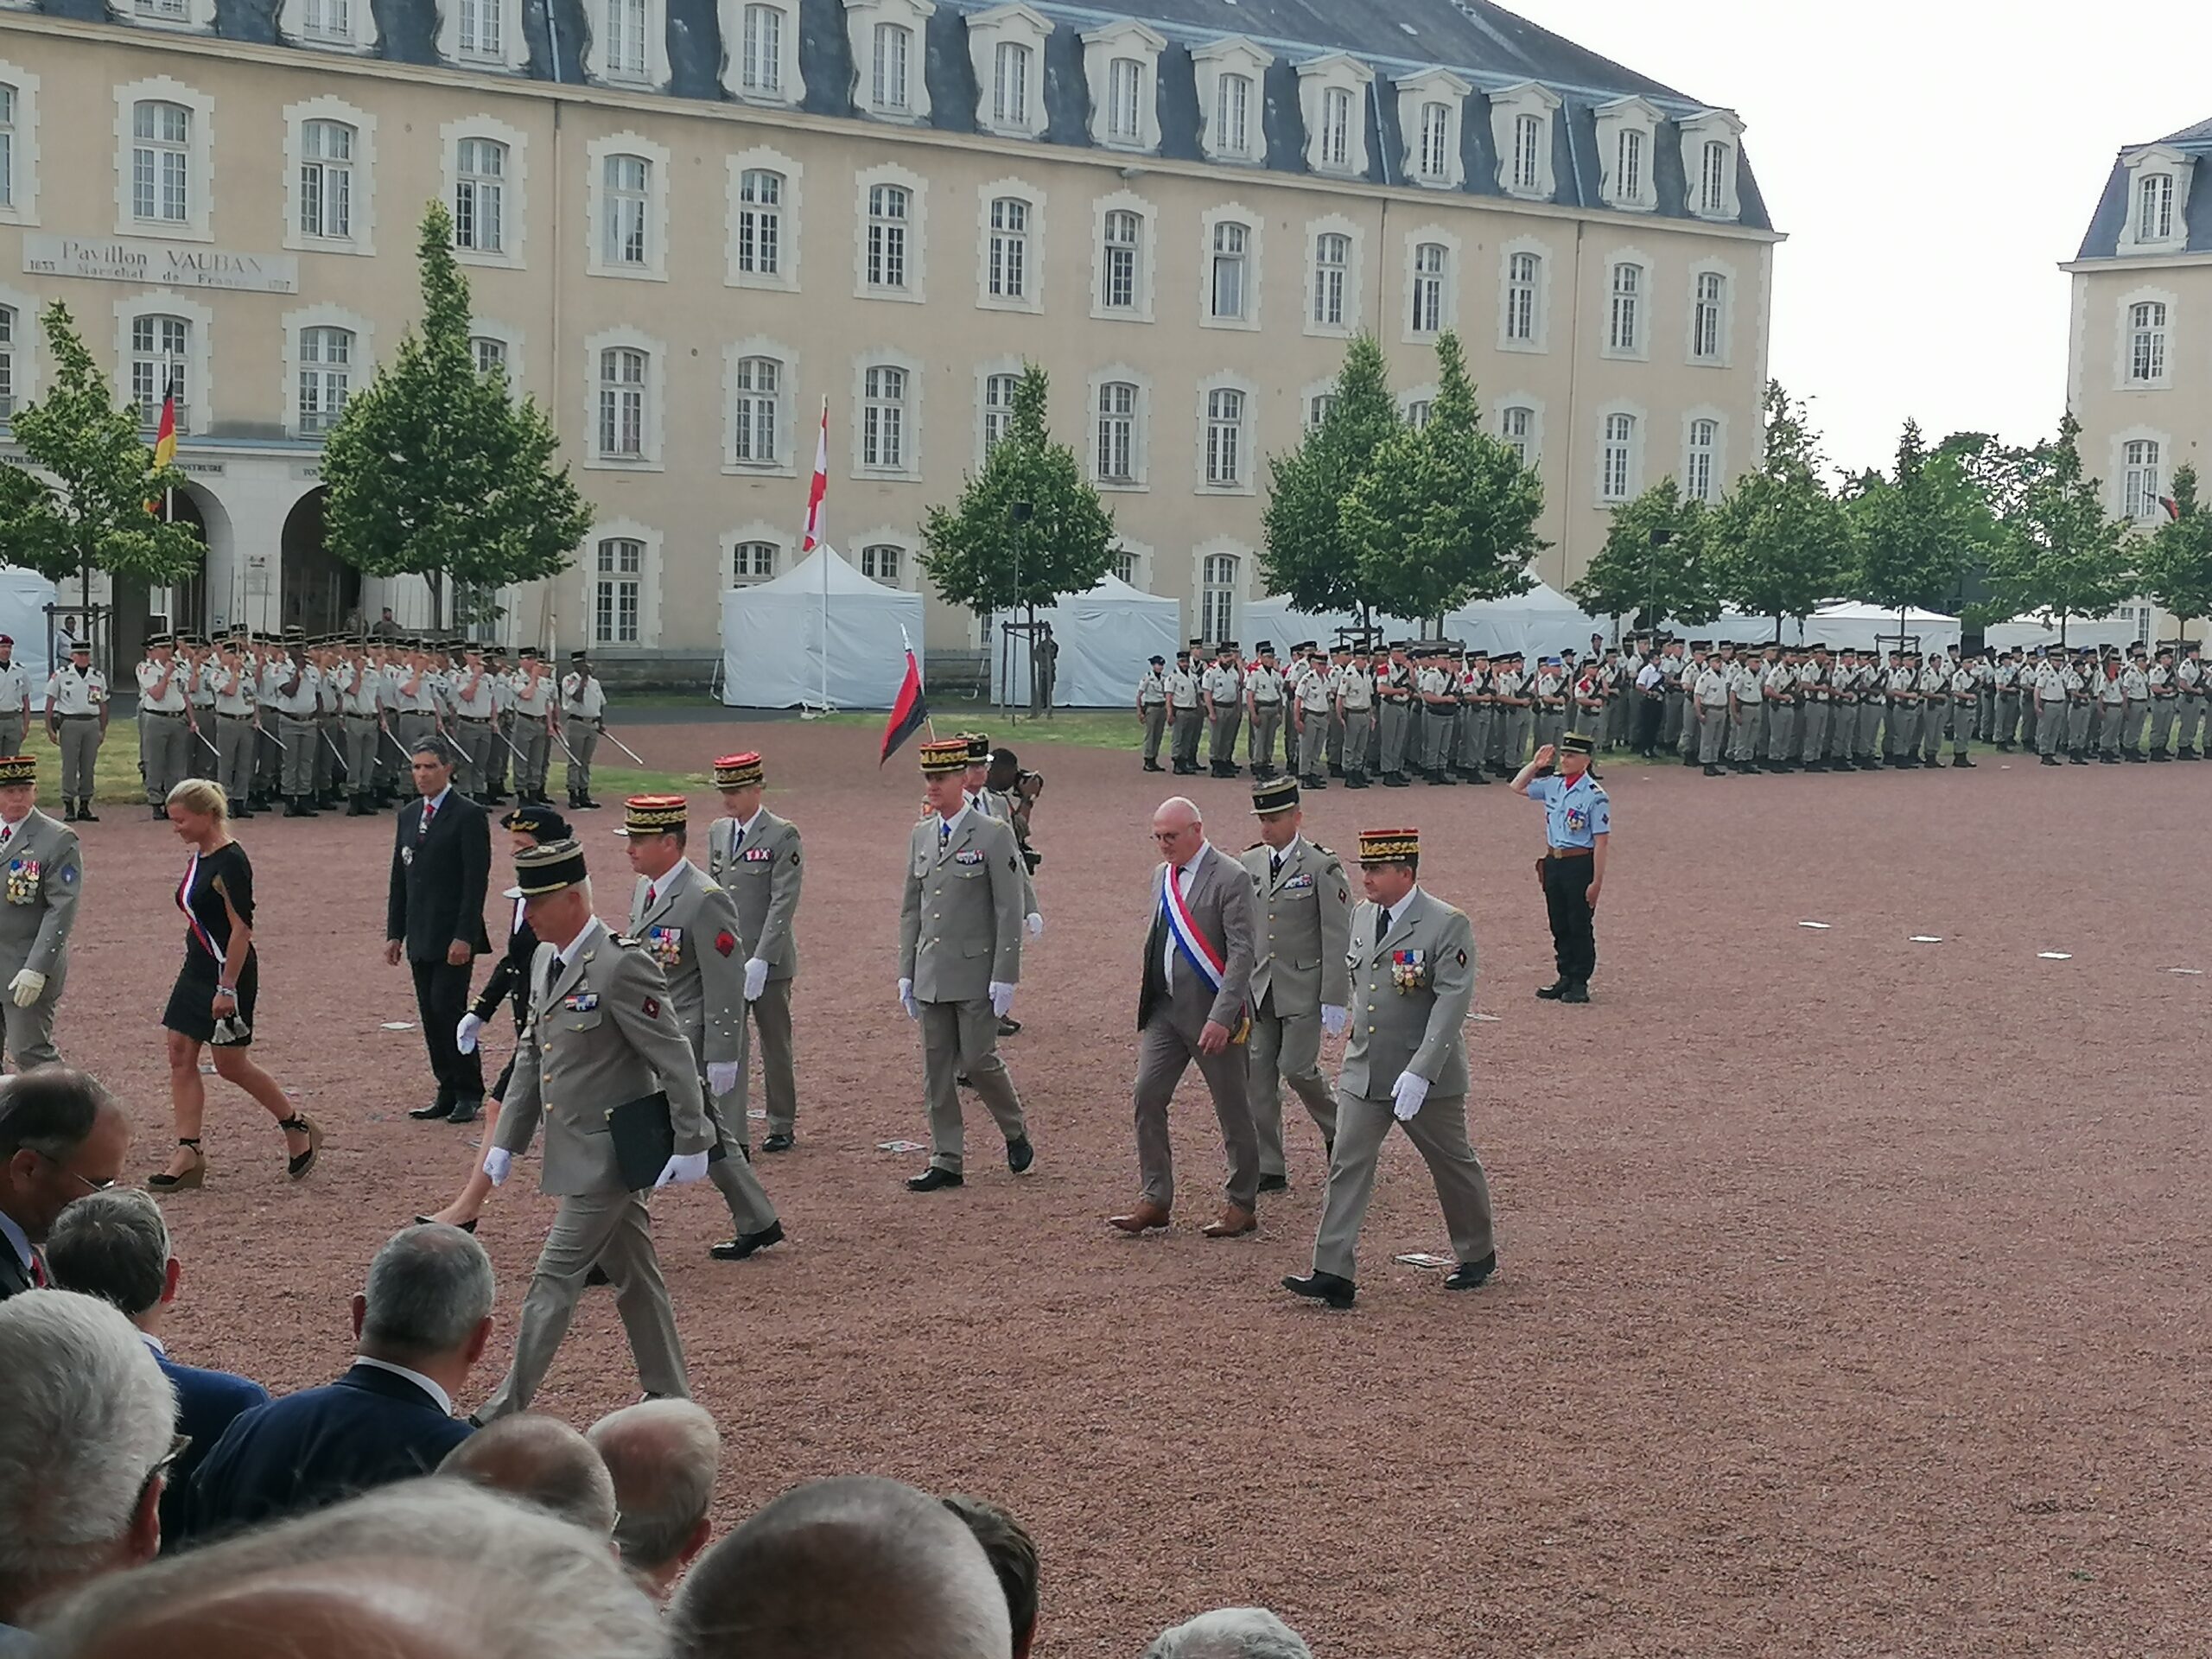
1510 0 2212 478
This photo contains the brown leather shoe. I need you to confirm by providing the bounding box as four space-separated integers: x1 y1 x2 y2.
1109 1200 1172 1234
1201 1204 1258 1238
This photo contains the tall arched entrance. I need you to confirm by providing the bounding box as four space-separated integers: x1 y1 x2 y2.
113 486 216 668
280 487 359 638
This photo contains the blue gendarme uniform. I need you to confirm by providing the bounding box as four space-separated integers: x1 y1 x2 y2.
1527 768 1605 996
1526 771 1609 849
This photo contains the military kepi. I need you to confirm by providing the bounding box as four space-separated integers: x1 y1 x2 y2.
500 803 569 840
713 751 764 789
1560 732 1595 756
0 756 34 785
1251 775 1300 816
510 836 588 898
918 737 970 776
616 793 688 836
1357 827 1420 865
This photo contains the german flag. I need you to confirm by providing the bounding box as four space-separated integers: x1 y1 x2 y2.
145 375 178 516
880 635 928 766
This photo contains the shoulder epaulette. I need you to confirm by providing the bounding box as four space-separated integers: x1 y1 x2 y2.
1245 841 1262 851
609 932 639 948
1311 842 1335 858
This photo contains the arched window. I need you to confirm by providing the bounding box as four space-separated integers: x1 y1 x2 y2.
456 0 502 58
993 41 1031 128
1511 112 1542 194
737 169 782 276
1312 232 1349 327
602 0 648 79
1210 220 1249 321
1504 251 1541 344
861 543 903 583
1096 380 1137 482
1685 417 1719 503
1107 57 1144 141
871 22 912 112
1216 72 1252 159
2129 301 2168 384
298 325 354 433
1409 242 1447 336
1692 271 1726 363
1600 412 1637 502
982 372 1019 451
130 314 189 428
469 334 507 378
1201 552 1238 645
2124 439 2164 521
2138 174 2174 242
1417 101 1450 181
861 365 907 469
299 119 355 240
131 100 193 225
1406 398 1433 430
1700 141 1730 216
597 346 648 458
1616 127 1644 204
733 540 777 584
1205 388 1245 486
740 3 782 94
594 537 643 644
866 182 909 289
1500 404 1535 467
602 154 650 267
1319 86 1354 169
732 355 779 463
454 137 506 252
1609 262 1643 353
1101 209 1141 311
988 197 1029 301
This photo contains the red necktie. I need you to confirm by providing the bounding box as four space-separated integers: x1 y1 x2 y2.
30 1253 47 1287
419 801 436 836
645 885 657 909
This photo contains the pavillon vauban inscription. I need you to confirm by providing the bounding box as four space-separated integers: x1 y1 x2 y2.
23 235 298 295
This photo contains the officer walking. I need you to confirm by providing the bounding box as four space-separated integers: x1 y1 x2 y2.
560 651 606 810
44 639 107 823
1511 734 1608 1002
705 752 804 1154
1236 777 1349 1194
1136 654 1169 773
136 632 193 819
1283 827 1494 1309
0 754 82 1070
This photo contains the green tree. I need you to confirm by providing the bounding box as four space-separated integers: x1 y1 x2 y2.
1260 334 1400 624
1706 381 1853 639
1979 413 2135 644
0 301 203 623
2135 463 2212 639
1570 478 1717 630
1342 331 1541 625
920 361 1116 620
1847 418 2002 629
321 202 592 631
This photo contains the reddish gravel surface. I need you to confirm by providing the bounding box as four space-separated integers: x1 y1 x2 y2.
54 722 2212 1656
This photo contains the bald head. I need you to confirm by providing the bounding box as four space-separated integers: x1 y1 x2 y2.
438 1414 617 1538
587 1400 721 1586
1154 796 1201 831
670 1476 1010 1659
1151 797 1204 867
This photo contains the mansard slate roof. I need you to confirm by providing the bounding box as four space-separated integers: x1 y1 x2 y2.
34 0 1770 230
2076 113 2212 259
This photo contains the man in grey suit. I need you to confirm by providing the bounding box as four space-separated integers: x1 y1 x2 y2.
1285 827 1497 1308
620 793 784 1262
474 837 714 1422
705 752 804 1153
899 738 1031 1192
1114 795 1262 1238
0 755 81 1069
1236 777 1350 1194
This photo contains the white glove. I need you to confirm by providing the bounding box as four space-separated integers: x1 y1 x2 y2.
655 1150 709 1188
898 976 918 1019
1026 912 1045 938
988 981 1016 1020
8 969 43 1009
706 1060 741 1097
1319 1004 1348 1038
455 1013 484 1055
742 957 770 1001
481 1147 512 1186
1390 1070 1430 1121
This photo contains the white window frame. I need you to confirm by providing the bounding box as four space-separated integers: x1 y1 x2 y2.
1195 372 1255 496
1200 205 1262 332
966 3 1051 140
1686 257 1734 367
1403 227 1459 343
114 79 213 242
1494 396 1542 470
283 98 377 256
1296 53 1372 179
1092 191 1157 323
1593 95 1662 213
723 523 792 587
2113 285 2177 391
722 337 795 476
1490 81 1560 201
1680 408 1726 505
976 180 1043 314
972 355 1023 467
855 163 926 302
1604 251 1650 361
721 0 803 104
848 0 936 123
726 147 801 292
1497 236 1549 354
442 117 527 269
852 350 922 480
1080 18 1164 151
1305 216 1359 339
585 133 670 281
853 535 914 590
1678 109 1744 221
2118 149 2194 254
585 519 664 649
1109 540 1150 588
0 283 40 418
1193 538 1248 646
1300 378 1336 433
279 0 378 50
112 292 212 435
1596 403 1646 505
1395 68 1469 191
1192 35 1273 167
467 316 524 390
582 327 666 471
281 303 373 439
2115 429 2169 524
1088 364 1149 491
0 64 43 227
584 0 668 86
112 0 216 30
436 0 527 72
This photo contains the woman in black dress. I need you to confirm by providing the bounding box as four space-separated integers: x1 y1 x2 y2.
149 779 321 1189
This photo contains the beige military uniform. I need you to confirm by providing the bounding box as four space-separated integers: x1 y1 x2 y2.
0 808 79 1067
1237 836 1351 1184
707 808 803 1140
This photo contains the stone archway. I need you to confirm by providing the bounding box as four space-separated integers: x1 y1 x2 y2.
112 485 219 667
279 486 359 638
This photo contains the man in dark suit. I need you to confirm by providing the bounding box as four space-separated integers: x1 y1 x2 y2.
385 738 493 1123
181 1224 493 1545
45 1186 270 1546
0 1066 130 1304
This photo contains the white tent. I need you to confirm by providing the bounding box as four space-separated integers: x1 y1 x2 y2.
1239 597 1416 653
1802 601 1961 656
0 569 55 681
999 574 1181 707
719 546 924 709
1984 612 2138 653
1442 578 1606 659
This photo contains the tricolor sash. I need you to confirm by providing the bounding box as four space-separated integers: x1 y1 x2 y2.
177 851 222 960
1160 864 1225 993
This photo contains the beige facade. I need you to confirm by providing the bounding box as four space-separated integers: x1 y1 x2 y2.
0 4 1778 665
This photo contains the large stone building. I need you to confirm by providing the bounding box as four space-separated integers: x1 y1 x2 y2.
0 0 1778 670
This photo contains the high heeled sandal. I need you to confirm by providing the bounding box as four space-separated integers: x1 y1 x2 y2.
147 1138 206 1192
278 1114 321 1180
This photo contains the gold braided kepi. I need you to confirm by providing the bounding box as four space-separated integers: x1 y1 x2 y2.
918 738 970 776
713 751 764 789
616 793 689 836
0 756 34 786
509 836 588 897
963 732 990 763
1357 827 1420 864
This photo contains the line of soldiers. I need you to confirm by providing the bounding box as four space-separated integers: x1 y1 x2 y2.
127 629 617 821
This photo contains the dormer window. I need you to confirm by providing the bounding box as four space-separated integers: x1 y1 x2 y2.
2139 173 2172 242
1678 109 1744 220
1192 36 1273 167
1107 59 1142 140
1081 19 1163 151
965 4 1049 139
1395 68 1468 190
874 25 910 110
1490 82 1560 200
994 43 1029 127
848 0 935 123
2119 146 2192 253
1594 96 1660 212
1296 54 1372 179
1418 104 1449 179
723 1 802 104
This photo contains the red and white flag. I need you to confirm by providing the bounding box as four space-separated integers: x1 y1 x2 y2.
801 398 830 553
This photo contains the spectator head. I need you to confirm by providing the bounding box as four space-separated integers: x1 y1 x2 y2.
410 741 456 798
1141 1608 1313 1659
941 1497 1038 1659
670 1474 1010 1659
29 1478 666 1659
438 1414 617 1539
0 1067 130 1246
44 1187 177 1332
353 1224 496 1398
586 1400 721 1597
0 1290 176 1625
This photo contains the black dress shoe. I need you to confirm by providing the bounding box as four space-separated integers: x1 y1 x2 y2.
76 804 99 822
447 1099 480 1125
1445 1251 1497 1290
709 1221 785 1261
1006 1135 1035 1174
1535 979 1567 1000
1560 983 1590 1004
906 1166 964 1192
760 1133 795 1154
1143 760 1166 772
997 1015 1022 1036
414 1214 479 1234
1282 1270 1356 1308
1257 1173 1289 1194
410 1100 455 1121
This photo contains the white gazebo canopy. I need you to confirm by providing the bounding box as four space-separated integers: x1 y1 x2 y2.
719 545 924 709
